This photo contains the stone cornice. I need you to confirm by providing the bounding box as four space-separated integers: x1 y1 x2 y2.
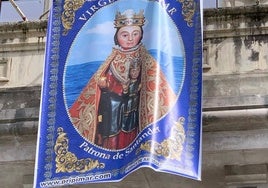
0 85 268 136
0 20 47 32
0 42 46 52
204 5 268 17
2 107 268 136
0 21 47 52
204 5 268 38
0 86 40 136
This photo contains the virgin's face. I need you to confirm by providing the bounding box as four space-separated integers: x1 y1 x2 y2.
117 26 142 50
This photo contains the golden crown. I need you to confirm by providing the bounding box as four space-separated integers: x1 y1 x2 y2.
114 9 145 28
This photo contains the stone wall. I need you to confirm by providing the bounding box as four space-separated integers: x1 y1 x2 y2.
0 21 46 88
0 21 45 188
203 6 268 109
202 5 268 188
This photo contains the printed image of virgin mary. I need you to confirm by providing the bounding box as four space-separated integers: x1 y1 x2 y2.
69 9 176 150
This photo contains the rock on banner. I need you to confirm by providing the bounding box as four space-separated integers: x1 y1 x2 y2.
34 0 202 187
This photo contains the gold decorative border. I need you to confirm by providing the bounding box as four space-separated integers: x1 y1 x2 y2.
61 0 85 35
177 0 196 27
137 117 185 161
55 127 105 173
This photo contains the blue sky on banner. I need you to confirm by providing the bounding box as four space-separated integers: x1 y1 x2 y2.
67 0 184 65
1 0 215 22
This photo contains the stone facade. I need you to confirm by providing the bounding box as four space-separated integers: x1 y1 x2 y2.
0 4 268 188
220 0 268 7
0 21 46 88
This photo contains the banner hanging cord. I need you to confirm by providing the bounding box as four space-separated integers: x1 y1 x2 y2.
39 9 49 20
8 0 28 21
2 0 50 21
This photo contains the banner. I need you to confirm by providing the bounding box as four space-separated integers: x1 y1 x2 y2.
34 0 202 187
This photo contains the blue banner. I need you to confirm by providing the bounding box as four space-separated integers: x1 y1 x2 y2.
34 0 202 187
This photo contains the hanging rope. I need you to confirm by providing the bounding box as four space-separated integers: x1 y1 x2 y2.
2 0 28 21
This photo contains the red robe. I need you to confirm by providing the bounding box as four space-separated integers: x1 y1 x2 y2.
69 44 176 149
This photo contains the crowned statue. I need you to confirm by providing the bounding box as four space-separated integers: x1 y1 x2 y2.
69 9 176 150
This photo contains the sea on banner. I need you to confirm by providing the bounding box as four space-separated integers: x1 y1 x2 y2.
34 0 202 187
